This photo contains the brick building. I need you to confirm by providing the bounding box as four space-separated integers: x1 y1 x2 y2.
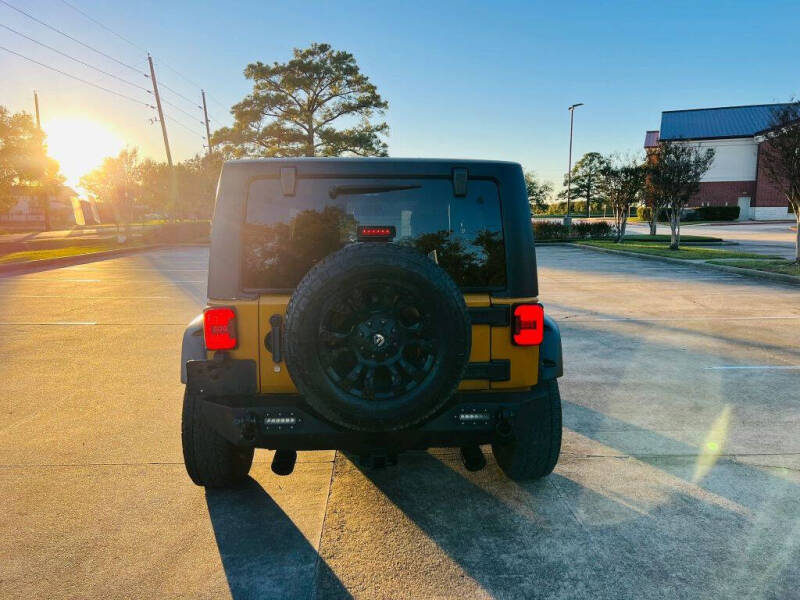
645 103 793 220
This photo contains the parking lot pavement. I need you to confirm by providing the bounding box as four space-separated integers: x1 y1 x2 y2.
2 246 799 599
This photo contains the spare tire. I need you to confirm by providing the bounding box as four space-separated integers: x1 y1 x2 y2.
284 243 471 431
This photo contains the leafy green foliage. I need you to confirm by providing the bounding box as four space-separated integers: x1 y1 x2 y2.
695 206 740 220
0 106 64 226
524 171 553 213
560 152 609 213
647 141 715 248
212 43 388 158
762 101 800 262
599 154 647 240
533 220 613 241
80 149 222 223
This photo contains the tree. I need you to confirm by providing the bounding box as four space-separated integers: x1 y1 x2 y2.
80 147 141 230
761 101 800 263
212 43 388 158
599 154 647 242
647 141 714 250
524 170 553 214
562 152 608 216
0 106 64 229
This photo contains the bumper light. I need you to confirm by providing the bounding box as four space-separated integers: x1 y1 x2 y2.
456 409 491 425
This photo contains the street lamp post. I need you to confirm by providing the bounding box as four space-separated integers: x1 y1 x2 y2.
565 102 584 225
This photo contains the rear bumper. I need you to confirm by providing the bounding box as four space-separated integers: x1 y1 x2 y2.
186 358 555 452
194 388 551 453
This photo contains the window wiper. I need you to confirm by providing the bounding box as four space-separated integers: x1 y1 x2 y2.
328 184 420 199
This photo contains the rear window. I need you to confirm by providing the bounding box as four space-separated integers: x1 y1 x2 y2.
241 177 506 290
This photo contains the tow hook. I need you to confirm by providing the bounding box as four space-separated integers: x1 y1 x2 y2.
495 408 514 439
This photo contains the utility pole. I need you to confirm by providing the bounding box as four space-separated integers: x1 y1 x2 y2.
201 90 213 156
565 102 583 226
148 54 177 220
33 90 41 128
33 90 50 231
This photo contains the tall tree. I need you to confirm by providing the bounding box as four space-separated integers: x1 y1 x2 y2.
761 101 800 263
524 170 553 214
0 106 63 229
562 152 608 216
647 141 714 250
213 43 388 158
599 154 647 242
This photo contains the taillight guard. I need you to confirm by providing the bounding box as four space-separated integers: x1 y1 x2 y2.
204 307 238 350
512 303 544 346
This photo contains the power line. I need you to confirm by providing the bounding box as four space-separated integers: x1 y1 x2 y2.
0 24 153 94
160 96 204 124
44 0 232 124
162 113 206 140
57 0 147 54
157 80 201 109
0 0 148 77
0 44 155 107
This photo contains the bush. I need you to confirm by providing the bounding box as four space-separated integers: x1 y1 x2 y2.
143 221 210 244
637 206 671 222
695 206 740 221
571 220 613 240
533 220 569 241
532 220 613 241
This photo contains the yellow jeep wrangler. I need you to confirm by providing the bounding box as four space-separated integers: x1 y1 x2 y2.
180 158 563 487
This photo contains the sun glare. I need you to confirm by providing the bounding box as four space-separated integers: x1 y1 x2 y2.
42 117 124 190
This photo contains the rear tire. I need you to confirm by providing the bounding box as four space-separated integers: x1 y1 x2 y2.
491 380 562 481
181 389 254 488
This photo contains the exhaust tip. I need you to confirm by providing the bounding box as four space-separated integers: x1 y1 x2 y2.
271 449 297 476
460 445 486 472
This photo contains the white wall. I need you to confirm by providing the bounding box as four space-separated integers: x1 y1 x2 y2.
678 138 758 182
752 206 792 220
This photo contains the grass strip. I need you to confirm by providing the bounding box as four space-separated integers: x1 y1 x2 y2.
577 240 776 260
0 243 127 265
705 259 800 276
623 234 721 243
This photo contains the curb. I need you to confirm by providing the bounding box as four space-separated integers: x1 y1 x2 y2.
570 243 800 286
0 242 209 276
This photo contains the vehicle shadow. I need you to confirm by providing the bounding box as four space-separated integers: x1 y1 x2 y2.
205 476 352 600
342 446 797 600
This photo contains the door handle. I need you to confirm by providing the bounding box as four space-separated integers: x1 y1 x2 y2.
265 314 283 363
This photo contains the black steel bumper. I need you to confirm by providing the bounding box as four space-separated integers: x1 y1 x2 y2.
186 359 552 452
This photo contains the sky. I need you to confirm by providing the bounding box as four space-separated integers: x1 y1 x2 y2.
2 0 799 190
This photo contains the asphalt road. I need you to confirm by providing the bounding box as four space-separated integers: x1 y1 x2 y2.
2 247 799 599
627 220 798 259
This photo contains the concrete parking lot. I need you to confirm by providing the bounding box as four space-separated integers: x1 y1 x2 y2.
2 246 798 599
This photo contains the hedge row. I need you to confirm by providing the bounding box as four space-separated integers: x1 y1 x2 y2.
142 221 210 244
695 206 740 220
636 205 740 222
533 220 613 241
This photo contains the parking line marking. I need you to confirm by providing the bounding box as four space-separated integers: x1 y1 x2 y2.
564 316 800 322
705 365 800 370
0 321 97 325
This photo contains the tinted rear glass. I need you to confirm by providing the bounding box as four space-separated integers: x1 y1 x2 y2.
242 177 505 290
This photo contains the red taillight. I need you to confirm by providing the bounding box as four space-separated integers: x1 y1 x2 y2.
512 304 544 346
204 307 237 350
357 225 396 241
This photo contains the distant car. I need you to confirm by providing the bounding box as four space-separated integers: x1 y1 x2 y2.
180 158 563 487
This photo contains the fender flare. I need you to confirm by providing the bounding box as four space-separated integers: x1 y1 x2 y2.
539 315 563 380
180 313 205 383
